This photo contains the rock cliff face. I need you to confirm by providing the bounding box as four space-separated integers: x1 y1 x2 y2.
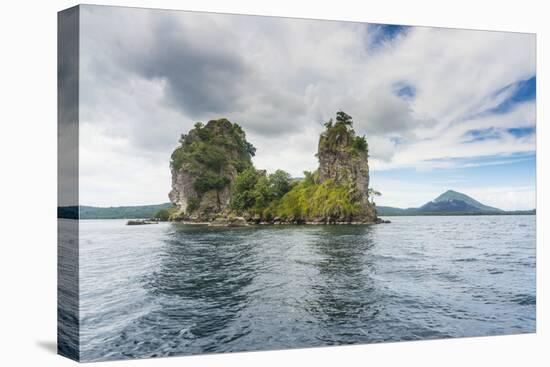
168 118 255 221
316 112 377 222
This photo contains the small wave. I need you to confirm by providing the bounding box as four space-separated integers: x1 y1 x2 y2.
454 258 478 262
294 259 316 266
434 271 461 282
373 254 406 262
511 294 536 306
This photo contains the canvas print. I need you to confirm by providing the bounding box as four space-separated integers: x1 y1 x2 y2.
58 4 536 362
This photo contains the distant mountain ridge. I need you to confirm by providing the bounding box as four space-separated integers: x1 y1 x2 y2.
58 203 173 219
377 190 534 216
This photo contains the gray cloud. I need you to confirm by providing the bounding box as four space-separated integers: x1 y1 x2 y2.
80 7 251 115
79 6 317 148
126 16 250 117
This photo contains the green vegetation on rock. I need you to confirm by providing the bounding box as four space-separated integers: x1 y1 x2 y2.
231 168 295 214
171 119 255 173
319 111 368 156
264 175 363 222
231 168 365 222
153 207 178 221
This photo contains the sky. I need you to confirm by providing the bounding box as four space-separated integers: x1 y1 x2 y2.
77 5 536 210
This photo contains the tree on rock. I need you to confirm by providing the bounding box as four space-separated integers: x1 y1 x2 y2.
336 111 353 126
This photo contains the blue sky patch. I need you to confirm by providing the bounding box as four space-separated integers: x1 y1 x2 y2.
507 126 535 138
489 76 536 114
464 127 501 142
369 24 409 48
463 125 535 143
393 83 416 100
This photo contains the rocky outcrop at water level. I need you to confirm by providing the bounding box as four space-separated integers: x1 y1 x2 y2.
168 112 384 225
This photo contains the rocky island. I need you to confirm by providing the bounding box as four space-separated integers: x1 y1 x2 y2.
167 112 385 225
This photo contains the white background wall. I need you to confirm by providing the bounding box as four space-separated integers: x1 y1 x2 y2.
0 0 547 366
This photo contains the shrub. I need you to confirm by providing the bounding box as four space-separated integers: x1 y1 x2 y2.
154 207 177 221
230 168 293 214
186 197 200 213
193 172 230 194
168 210 186 221
193 144 227 171
231 168 260 212
252 175 273 209
352 135 368 152
170 146 186 171
268 170 292 199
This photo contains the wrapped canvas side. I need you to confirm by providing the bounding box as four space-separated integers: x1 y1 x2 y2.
57 5 80 362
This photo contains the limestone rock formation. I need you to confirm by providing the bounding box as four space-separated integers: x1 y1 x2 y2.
168 118 255 221
316 111 377 222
